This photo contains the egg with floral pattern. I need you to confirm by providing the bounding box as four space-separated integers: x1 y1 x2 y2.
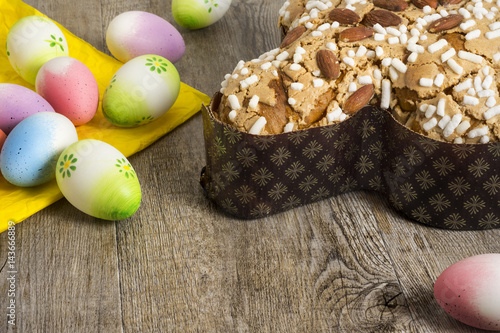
106 11 185 63
172 0 232 30
102 54 180 127
56 139 141 220
6 15 69 85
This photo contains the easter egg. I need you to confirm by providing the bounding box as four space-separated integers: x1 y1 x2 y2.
102 54 180 127
434 253 500 331
0 129 5 168
55 139 141 221
0 83 55 134
35 57 99 126
172 0 232 30
0 112 78 187
0 129 6 153
106 11 185 64
6 15 69 85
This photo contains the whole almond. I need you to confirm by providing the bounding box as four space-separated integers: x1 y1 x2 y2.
338 26 374 42
363 9 402 27
280 25 307 49
328 8 361 25
316 50 340 80
343 84 374 114
428 14 463 32
439 0 463 5
410 0 437 8
373 0 408 11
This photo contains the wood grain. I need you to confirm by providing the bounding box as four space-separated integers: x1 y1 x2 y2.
1 0 499 332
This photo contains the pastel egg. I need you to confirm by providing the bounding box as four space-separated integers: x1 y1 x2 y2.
6 15 69 85
434 253 500 331
0 112 78 187
172 0 232 30
106 11 185 64
35 57 99 126
0 129 5 169
102 54 180 127
56 139 141 220
0 129 6 153
0 83 55 134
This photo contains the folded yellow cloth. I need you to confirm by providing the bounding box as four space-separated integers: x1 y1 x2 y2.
0 0 211 232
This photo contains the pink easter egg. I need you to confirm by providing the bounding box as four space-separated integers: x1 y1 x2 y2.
0 129 6 152
434 253 500 331
35 57 99 126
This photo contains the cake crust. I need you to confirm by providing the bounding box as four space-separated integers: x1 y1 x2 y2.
215 0 500 144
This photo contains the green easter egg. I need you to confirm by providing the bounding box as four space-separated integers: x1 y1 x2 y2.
102 55 180 127
172 0 232 30
6 15 69 85
56 139 141 221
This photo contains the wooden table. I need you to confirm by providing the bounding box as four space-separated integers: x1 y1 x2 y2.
1 0 499 332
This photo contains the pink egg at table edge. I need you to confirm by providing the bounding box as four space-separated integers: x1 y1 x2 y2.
434 253 500 331
0 83 55 134
35 56 99 126
106 11 185 64
0 129 4 171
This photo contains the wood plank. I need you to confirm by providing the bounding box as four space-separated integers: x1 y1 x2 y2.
369 192 500 332
13 202 122 333
312 193 416 332
29 0 105 50
0 225 18 333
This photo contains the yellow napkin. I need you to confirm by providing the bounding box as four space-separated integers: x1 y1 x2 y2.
0 0 211 232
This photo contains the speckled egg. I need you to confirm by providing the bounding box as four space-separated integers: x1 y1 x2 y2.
35 57 99 126
102 54 180 127
106 11 185 64
0 83 55 134
172 0 232 30
56 139 141 220
434 253 500 331
0 112 78 187
6 15 69 85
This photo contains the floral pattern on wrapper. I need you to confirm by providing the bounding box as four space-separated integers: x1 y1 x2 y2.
201 95 500 230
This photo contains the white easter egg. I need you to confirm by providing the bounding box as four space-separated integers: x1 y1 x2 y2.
172 0 232 30
56 139 141 220
0 112 78 187
102 54 180 127
6 15 69 85
434 253 500 331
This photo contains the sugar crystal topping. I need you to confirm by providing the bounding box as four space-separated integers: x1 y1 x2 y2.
216 0 500 140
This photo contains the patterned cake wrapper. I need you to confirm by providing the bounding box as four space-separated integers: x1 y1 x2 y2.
200 93 500 230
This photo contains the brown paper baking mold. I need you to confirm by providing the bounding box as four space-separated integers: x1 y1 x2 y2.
200 93 500 230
